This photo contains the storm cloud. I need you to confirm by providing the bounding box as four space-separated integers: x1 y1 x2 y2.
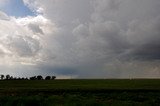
0 0 160 78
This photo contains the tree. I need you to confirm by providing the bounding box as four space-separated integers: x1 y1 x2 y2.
51 76 56 80
25 77 29 80
37 75 43 80
21 78 25 80
30 76 37 80
45 76 51 80
17 77 21 80
13 77 17 80
10 76 13 80
6 74 10 80
0 75 4 80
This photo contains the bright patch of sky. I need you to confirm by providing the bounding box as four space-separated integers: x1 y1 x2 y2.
0 0 34 17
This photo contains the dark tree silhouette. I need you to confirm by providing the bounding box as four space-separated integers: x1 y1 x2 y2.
10 76 13 80
51 76 56 80
37 75 43 80
21 78 25 80
45 76 51 80
17 77 21 80
0 74 56 80
30 76 37 80
0 74 4 80
6 74 10 80
25 77 29 80
13 77 17 80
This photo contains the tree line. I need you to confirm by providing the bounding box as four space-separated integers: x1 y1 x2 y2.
0 74 56 80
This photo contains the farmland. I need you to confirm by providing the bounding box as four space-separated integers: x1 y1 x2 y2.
0 79 160 105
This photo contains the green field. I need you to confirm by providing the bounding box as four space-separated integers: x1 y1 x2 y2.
0 79 160 105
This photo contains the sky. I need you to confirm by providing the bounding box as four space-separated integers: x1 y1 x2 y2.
0 0 160 79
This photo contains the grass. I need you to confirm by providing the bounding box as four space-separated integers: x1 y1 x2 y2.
0 79 160 105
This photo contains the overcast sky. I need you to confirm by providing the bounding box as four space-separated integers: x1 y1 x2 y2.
0 0 160 78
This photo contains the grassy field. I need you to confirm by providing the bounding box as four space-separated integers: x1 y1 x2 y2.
0 79 160 105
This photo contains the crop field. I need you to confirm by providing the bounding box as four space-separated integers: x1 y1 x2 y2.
0 79 160 105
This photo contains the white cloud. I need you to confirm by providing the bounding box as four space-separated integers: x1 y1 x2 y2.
0 11 57 69
0 11 9 20
0 0 10 7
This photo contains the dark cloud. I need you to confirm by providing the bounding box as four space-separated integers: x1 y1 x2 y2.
36 65 78 76
128 44 160 60
1 0 160 78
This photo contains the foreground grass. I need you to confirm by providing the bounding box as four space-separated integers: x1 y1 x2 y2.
0 79 160 105
1 79 160 91
1 92 160 106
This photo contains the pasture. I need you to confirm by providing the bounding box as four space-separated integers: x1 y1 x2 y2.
0 79 160 105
